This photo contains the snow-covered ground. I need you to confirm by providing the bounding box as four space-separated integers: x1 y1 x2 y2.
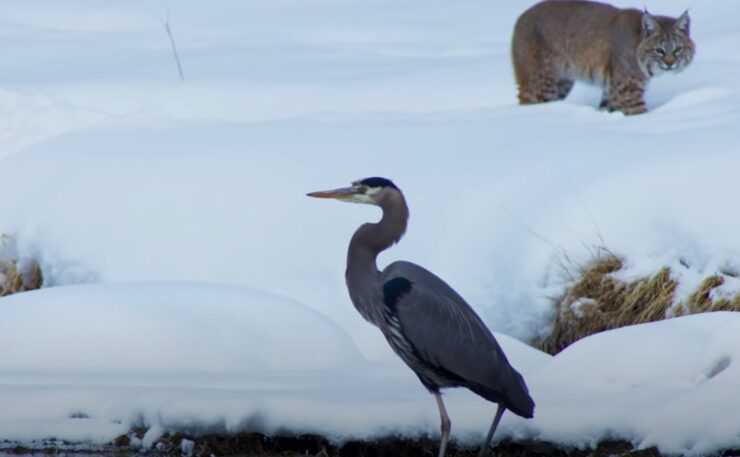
1 0 739 455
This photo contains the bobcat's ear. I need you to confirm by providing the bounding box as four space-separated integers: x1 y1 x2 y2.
641 11 661 36
675 10 690 35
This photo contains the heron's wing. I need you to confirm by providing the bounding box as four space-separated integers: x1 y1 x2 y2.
382 261 533 415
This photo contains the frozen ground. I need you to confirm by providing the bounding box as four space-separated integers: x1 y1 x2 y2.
1 0 739 455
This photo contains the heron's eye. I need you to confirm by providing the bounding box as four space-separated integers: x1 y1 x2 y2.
356 185 369 194
655 48 666 56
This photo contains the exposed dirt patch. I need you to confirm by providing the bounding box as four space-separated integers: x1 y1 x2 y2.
4 433 740 457
126 433 645 457
108 432 736 457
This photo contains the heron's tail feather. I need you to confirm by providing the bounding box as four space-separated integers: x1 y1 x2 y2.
468 367 534 419
503 369 535 418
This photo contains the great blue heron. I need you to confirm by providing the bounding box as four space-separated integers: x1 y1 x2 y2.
307 177 534 457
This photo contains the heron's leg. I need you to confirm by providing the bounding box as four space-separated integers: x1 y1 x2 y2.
478 404 506 457
434 392 451 457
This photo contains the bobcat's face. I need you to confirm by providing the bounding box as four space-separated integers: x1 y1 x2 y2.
637 11 695 77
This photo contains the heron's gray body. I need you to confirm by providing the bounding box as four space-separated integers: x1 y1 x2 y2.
380 261 533 417
310 177 534 457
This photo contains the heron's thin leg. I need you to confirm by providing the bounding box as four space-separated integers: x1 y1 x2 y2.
434 392 451 457
478 404 506 457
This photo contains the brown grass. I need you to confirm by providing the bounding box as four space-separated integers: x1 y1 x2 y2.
0 234 43 297
0 259 43 296
539 249 740 355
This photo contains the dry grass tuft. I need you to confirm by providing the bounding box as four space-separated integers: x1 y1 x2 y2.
0 234 43 297
0 258 43 296
539 249 740 355
681 275 740 313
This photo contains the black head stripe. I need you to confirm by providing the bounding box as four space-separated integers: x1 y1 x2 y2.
357 177 399 190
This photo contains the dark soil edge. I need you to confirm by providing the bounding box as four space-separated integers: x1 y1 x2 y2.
7 433 739 457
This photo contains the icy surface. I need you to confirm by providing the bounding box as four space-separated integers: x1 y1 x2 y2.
1 0 739 455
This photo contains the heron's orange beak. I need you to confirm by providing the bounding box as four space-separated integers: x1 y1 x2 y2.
306 186 358 201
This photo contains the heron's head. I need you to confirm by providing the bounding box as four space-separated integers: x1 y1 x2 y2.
307 177 400 206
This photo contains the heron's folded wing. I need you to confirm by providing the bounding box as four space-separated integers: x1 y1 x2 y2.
382 261 511 389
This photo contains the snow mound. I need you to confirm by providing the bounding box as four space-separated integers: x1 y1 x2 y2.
525 312 740 455
0 282 361 372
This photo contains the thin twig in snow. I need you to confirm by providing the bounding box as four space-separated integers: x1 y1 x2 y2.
161 12 185 82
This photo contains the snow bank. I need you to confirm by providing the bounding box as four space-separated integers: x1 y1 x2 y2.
0 282 359 372
0 281 547 445
525 312 740 455
1 285 738 456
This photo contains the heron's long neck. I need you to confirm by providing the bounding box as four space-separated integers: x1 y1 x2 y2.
345 192 409 324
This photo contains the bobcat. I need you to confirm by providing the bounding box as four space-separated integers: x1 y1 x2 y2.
511 0 695 115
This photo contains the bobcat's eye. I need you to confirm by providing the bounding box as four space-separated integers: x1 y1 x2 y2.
674 46 684 54
655 48 666 56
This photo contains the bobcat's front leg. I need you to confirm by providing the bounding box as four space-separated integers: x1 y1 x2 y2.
599 91 612 111
605 75 647 115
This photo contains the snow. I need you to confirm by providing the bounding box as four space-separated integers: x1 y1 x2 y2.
528 312 740 454
0 283 358 371
0 0 739 455
0 282 547 446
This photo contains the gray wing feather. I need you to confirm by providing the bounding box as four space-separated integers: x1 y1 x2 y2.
381 261 512 391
